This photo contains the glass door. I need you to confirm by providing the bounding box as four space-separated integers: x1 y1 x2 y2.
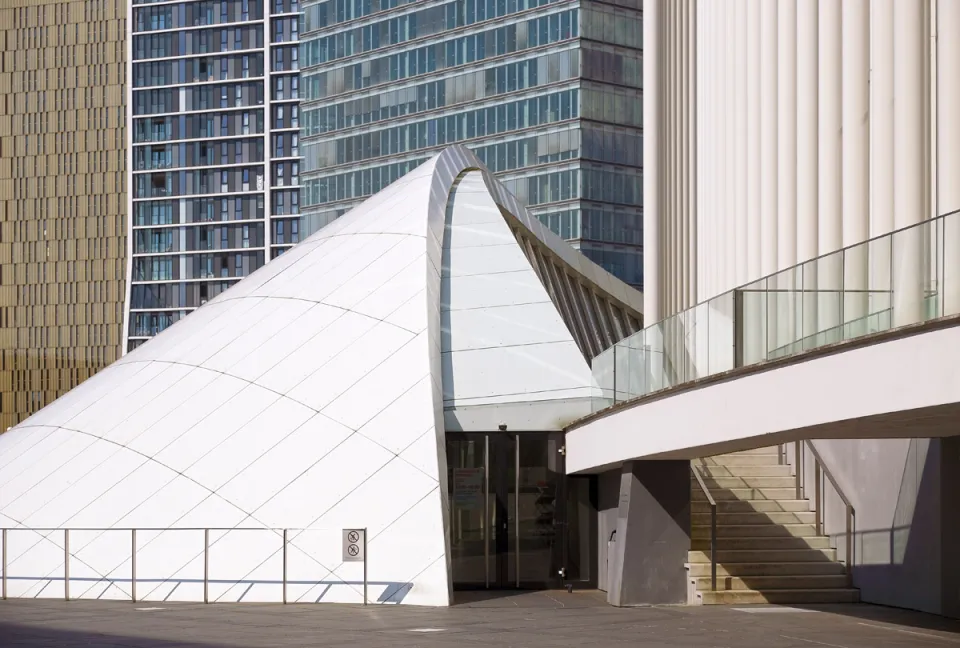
448 432 572 590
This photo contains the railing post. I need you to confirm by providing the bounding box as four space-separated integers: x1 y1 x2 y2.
282 529 287 605
131 529 137 603
203 529 209 604
846 505 854 587
362 527 368 606
814 462 822 536
795 441 802 499
64 529 70 602
2 528 6 600
733 289 744 368
710 504 717 592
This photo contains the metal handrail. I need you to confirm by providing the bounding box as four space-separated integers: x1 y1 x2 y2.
691 464 717 591
802 441 856 587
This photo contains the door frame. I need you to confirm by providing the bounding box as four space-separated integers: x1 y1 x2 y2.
448 431 589 590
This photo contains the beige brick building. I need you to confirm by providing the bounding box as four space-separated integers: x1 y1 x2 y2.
0 0 126 430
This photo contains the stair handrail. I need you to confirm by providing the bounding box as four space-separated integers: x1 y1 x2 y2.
691 463 717 591
802 440 856 587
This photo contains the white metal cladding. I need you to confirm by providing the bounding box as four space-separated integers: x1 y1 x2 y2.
0 146 642 605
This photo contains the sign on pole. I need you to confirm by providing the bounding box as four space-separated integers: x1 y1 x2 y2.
342 528 365 562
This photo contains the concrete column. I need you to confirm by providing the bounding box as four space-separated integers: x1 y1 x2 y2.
687 0 698 307
939 0 960 316
870 0 894 317
760 0 778 357
797 0 819 340
735 0 748 288
818 0 842 335
643 0 660 322
725 3 737 294
777 0 798 348
746 0 761 282
842 0 870 329
893 0 926 326
606 461 691 607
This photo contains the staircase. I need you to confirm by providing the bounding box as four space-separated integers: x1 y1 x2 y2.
688 447 859 605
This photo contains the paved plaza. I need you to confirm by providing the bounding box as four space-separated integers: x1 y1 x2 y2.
1 592 959 647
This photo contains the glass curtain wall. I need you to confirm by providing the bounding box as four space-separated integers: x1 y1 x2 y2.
127 0 302 349
298 0 644 287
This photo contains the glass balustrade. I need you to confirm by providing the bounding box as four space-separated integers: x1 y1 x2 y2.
593 209 960 411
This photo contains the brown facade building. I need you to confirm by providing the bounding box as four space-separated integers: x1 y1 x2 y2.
0 0 126 430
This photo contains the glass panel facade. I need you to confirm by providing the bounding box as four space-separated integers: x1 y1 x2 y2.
0 0 127 429
128 0 300 347
299 0 643 287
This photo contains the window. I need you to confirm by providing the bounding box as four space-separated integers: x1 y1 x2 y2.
242 0 249 20
221 115 228 135
276 220 284 244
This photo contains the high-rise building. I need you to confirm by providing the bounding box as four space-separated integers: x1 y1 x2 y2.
0 0 127 431
125 0 302 350
298 0 644 287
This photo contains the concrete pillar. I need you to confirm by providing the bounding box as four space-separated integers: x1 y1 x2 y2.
818 0 842 335
939 0 960 316
724 3 737 295
735 0 748 288
687 0 698 308
842 0 870 329
777 0 797 348
746 0 761 282
606 460 691 607
870 0 894 317
643 0 660 322
893 0 926 326
797 0 819 340
760 0 779 280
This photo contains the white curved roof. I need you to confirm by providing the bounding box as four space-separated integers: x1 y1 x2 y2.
0 146 642 606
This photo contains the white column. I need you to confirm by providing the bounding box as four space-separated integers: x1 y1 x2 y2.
743 0 763 364
746 0 761 282
893 0 926 326
777 0 797 350
735 0 748 287
797 0 819 339
725 3 737 294
939 0 960 315
842 0 870 329
643 0 660 322
870 0 894 318
687 0 698 308
664 0 674 317
818 0 842 335
760 0 778 355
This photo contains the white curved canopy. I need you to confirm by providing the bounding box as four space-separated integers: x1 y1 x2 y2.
0 146 642 605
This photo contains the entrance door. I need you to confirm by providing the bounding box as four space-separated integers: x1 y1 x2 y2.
447 432 570 589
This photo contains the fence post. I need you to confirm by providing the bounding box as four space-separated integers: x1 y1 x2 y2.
64 529 70 602
131 529 137 603
282 529 287 605
363 527 367 606
814 462 822 536
2 528 6 600
203 529 209 604
795 441 802 499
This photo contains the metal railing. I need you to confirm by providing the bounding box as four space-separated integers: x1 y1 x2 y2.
0 527 369 605
691 465 717 591
594 207 960 410
785 442 856 587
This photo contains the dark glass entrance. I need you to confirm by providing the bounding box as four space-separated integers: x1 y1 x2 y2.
446 432 596 590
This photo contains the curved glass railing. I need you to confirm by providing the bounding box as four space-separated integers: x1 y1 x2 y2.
592 209 960 410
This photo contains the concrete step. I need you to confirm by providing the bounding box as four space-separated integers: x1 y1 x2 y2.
700 476 798 489
688 548 838 563
712 447 780 456
696 465 794 478
687 561 846 578
693 487 800 501
698 588 860 605
700 454 783 467
693 574 850 591
693 499 811 513
692 511 816 525
692 524 818 539
692 536 832 550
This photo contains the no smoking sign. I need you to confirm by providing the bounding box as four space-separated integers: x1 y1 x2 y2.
342 528 365 562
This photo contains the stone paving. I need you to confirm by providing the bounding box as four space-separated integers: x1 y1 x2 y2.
1 591 959 647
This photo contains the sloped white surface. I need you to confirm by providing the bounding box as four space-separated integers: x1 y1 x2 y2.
0 146 637 605
441 172 597 430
